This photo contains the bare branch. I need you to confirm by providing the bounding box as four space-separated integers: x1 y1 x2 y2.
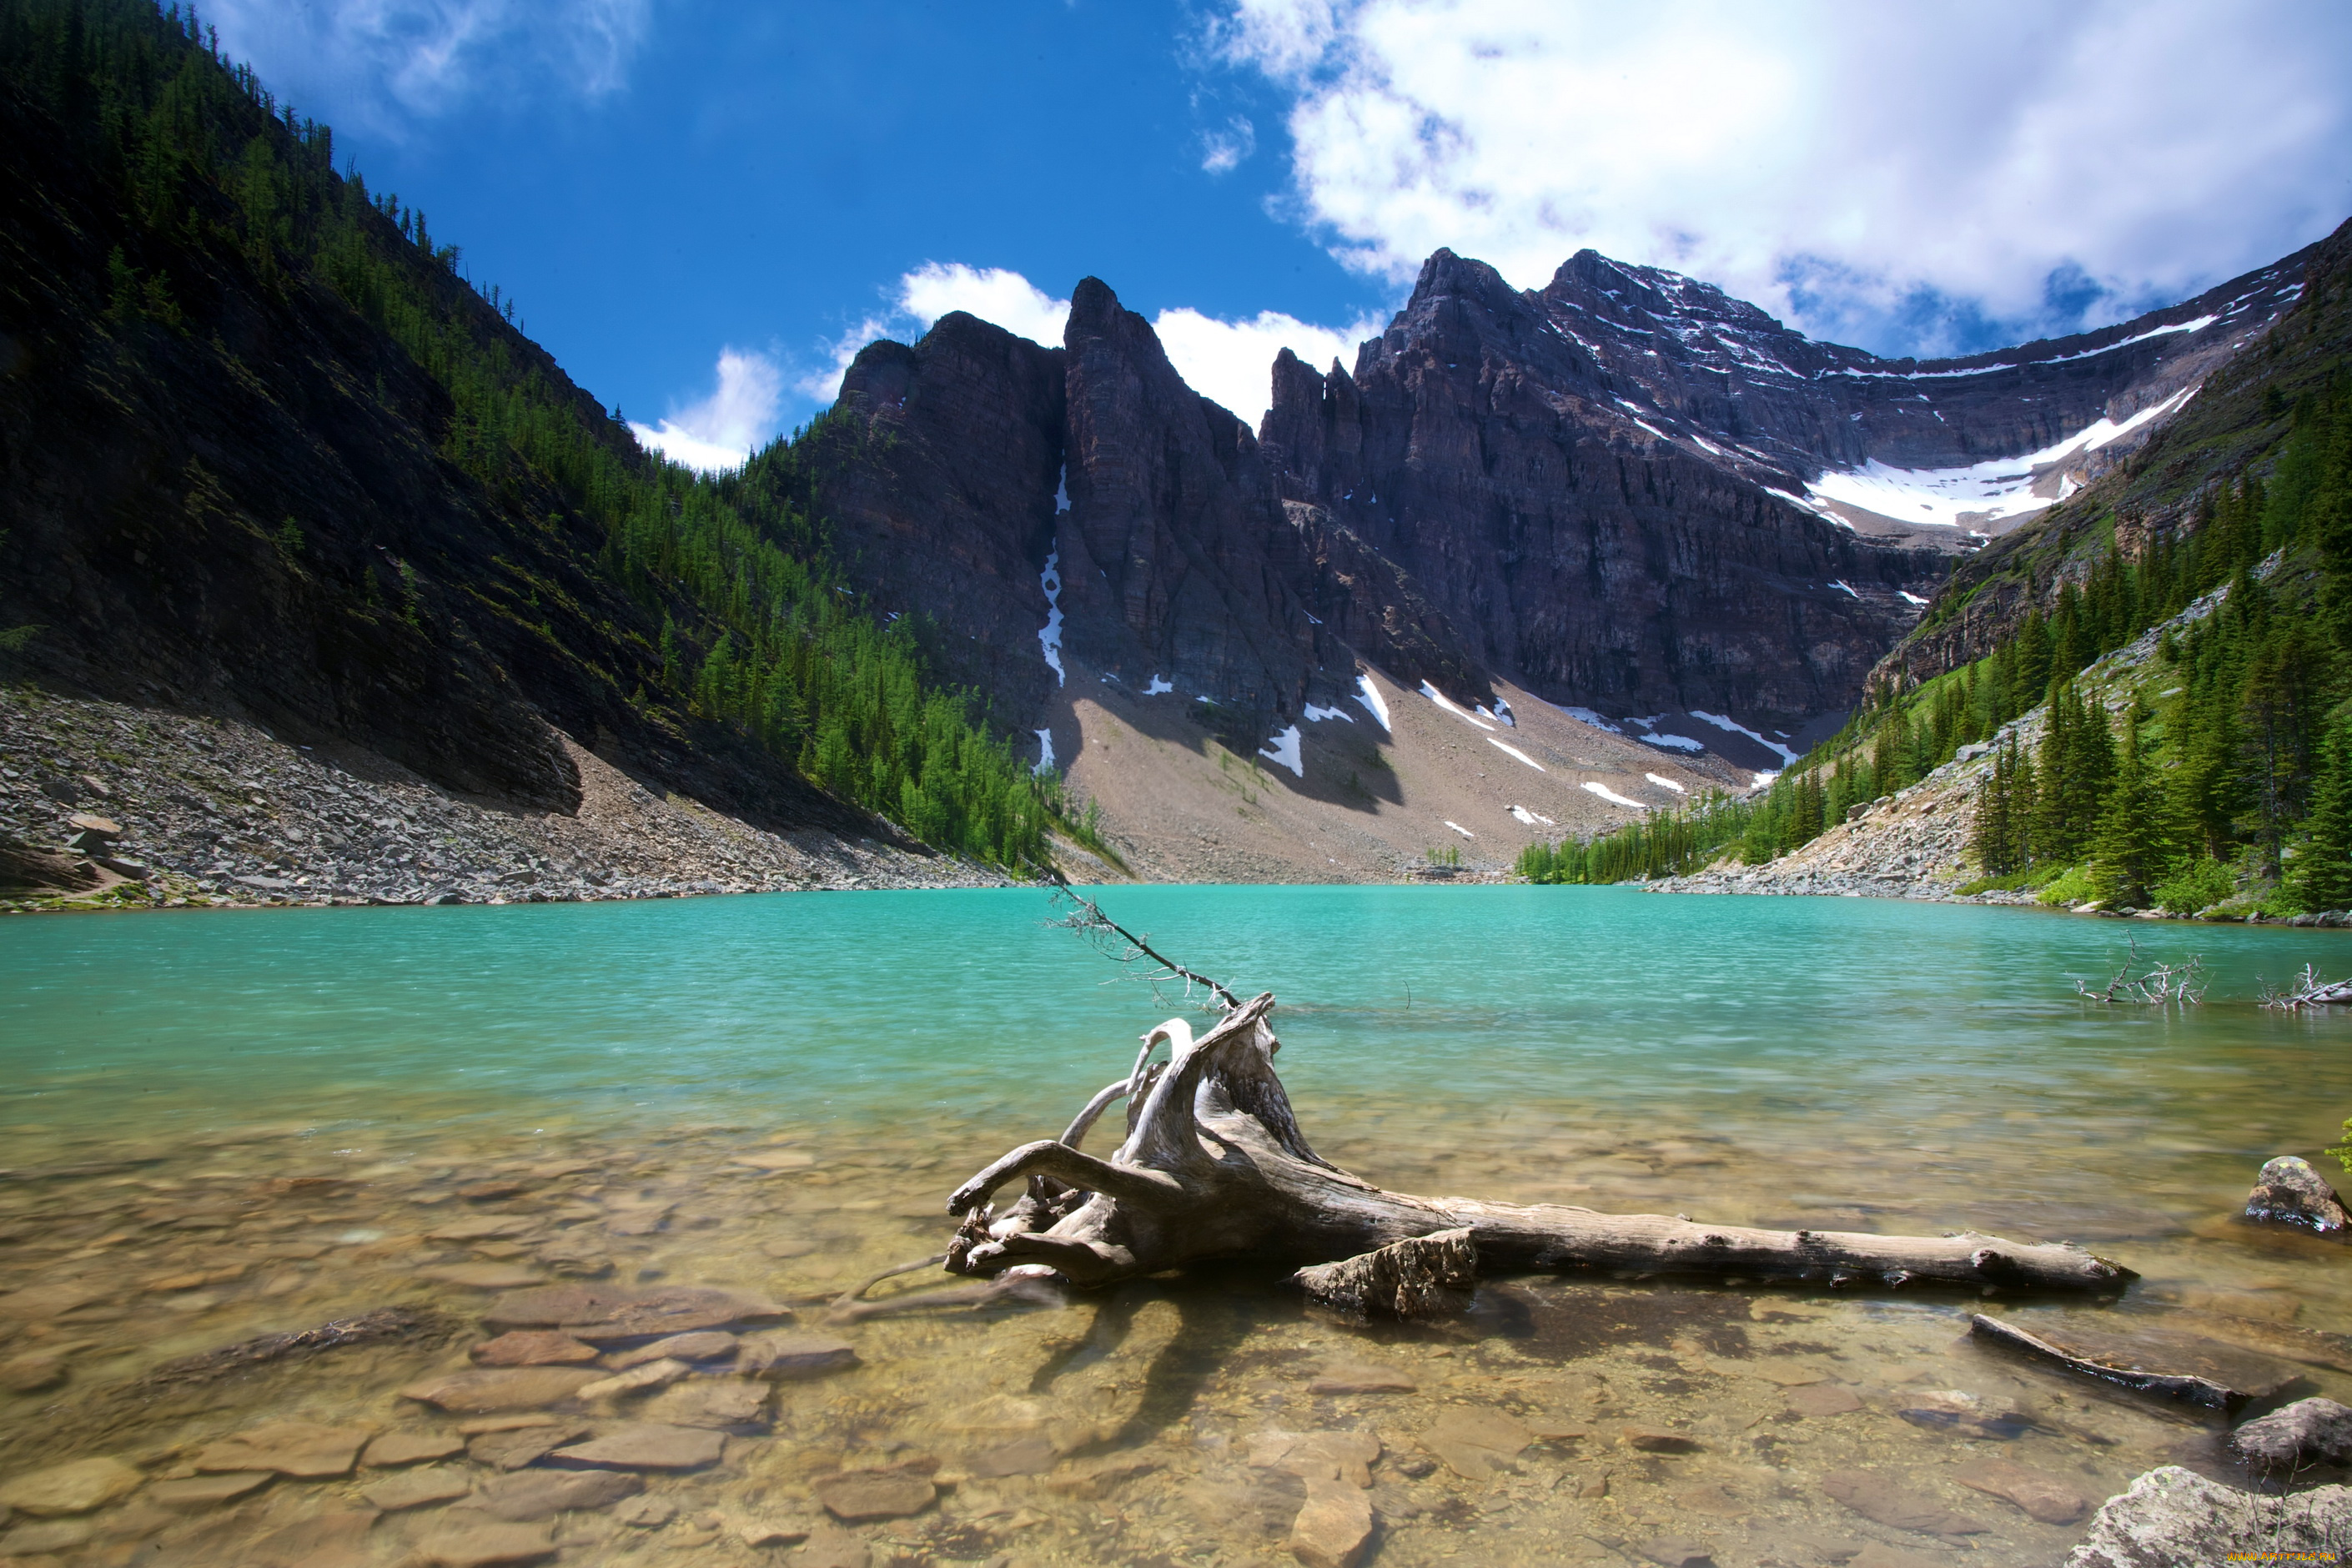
1029 863 1243 1011
2074 935 2206 1007
2261 962 2352 1010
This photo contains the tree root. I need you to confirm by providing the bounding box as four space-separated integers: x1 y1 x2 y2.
944 992 2137 1296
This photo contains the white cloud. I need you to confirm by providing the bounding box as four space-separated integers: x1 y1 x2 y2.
1211 0 2352 354
799 264 1378 425
209 0 648 129
631 348 783 474
1150 305 1383 421
898 264 1073 345
1200 114 1258 174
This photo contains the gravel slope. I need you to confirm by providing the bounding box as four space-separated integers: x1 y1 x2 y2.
0 686 1005 912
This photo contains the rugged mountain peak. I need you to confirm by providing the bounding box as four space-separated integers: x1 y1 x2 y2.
802 311 1067 714
802 228 2332 776
1058 277 1339 723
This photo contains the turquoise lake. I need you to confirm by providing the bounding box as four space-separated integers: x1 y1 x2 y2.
3 887 2350 1565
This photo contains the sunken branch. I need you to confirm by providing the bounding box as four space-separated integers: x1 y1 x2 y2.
2260 963 2352 1011
2074 936 2207 1006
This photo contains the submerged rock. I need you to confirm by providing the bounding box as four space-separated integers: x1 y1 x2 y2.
1818 1469 1984 1535
1786 1384 1862 1417
1289 1480 1375 1568
364 1430 467 1468
147 1470 272 1509
0 1455 143 1516
1308 1358 1416 1395
736 1331 857 1380
400 1366 601 1412
1952 1456 2092 1523
1424 1407 1531 1480
0 1349 68 1393
465 1422 591 1470
193 1420 374 1478
481 1283 784 1343
414 1518 557 1568
640 1377 770 1429
815 1466 937 1520
472 1467 643 1520
2244 1157 2351 1236
608 1330 737 1368
469 1330 599 1367
361 1464 475 1511
575 1356 691 1400
548 1422 725 1471
2067 1465 2352 1566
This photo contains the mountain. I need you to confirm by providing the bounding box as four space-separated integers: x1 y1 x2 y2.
1871 219 2352 692
781 229 2320 875
3 0 2336 894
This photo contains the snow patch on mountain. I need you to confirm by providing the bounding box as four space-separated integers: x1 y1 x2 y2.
1037 551 1065 686
1807 386 2195 530
1258 725 1304 778
1691 711 1800 766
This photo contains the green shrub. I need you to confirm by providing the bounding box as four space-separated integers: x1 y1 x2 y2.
2152 857 2236 915
2035 863 2098 907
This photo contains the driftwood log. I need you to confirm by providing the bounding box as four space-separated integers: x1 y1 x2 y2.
946 992 2135 1296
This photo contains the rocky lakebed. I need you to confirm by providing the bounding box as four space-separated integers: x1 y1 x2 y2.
2 1107 2349 1568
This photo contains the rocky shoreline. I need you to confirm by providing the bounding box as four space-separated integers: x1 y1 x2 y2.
0 686 1011 914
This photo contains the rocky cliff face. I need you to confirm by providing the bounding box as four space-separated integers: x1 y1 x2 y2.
1258 249 1940 730
807 234 2314 766
807 313 1067 720
811 279 1462 751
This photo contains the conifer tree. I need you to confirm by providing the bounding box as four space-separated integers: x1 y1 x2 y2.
2016 608 2053 697
1972 741 2015 877
2089 710 2178 907
2293 722 2352 913
2242 621 2325 877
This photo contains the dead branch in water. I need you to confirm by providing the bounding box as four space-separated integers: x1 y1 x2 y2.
943 894 2137 1299
2075 936 2207 1006
1035 865 1242 1012
2260 963 2352 1010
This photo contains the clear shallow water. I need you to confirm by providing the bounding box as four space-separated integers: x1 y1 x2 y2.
3 887 2351 1566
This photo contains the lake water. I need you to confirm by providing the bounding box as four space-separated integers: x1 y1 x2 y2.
3 886 2351 1566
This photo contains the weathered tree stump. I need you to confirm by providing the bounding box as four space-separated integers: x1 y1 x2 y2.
944 993 2134 1295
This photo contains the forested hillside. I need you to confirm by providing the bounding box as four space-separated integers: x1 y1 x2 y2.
1523 222 2352 912
0 0 1070 869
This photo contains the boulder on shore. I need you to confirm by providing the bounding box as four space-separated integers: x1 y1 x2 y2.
2243 1156 2350 1236
2229 1397 2352 1475
2066 1466 2352 1567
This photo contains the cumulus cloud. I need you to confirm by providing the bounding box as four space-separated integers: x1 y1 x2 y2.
632 349 784 474
797 263 1372 424
899 264 1073 344
209 0 649 128
1210 0 2352 354
1151 306 1383 420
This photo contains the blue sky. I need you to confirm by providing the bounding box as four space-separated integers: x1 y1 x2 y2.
212 0 2352 470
